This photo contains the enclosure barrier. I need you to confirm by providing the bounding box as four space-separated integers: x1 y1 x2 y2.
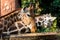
1 32 60 40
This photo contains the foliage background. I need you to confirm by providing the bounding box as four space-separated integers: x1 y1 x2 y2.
21 0 60 32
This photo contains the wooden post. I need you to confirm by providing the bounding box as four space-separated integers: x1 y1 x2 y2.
0 0 16 16
18 0 21 7
0 0 1 17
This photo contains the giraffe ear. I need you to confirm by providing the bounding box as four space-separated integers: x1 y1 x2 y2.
20 8 24 13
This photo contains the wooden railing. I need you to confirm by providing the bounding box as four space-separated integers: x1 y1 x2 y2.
10 32 60 37
0 8 21 18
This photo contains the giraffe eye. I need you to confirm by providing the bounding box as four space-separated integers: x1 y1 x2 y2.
27 14 31 17
38 22 41 25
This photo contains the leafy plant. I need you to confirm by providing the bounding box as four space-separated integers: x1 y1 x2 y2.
50 19 57 32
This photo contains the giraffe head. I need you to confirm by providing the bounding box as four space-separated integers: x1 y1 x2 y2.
35 14 56 28
14 8 37 33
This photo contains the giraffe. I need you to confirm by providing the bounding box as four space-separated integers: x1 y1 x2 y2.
35 14 56 29
0 8 37 35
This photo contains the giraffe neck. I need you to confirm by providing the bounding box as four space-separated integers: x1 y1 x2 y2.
0 11 21 32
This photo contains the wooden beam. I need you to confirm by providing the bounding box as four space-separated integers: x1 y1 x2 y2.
10 32 60 37
0 8 21 18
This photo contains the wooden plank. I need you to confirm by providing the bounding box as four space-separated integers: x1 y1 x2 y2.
10 32 60 37
0 8 21 18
